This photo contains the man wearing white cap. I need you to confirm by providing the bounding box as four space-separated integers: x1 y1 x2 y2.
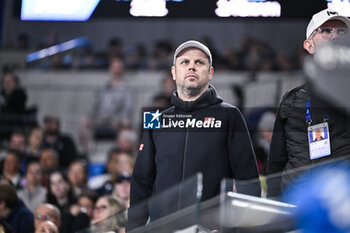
128 40 260 229
267 9 350 198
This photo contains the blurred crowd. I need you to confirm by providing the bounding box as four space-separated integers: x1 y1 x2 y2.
3 32 308 72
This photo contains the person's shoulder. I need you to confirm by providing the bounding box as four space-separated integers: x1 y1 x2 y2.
281 83 308 103
161 106 176 114
217 102 241 113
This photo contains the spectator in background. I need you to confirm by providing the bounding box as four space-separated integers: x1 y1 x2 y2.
92 195 125 233
88 148 134 193
8 131 26 154
150 72 176 109
25 127 43 161
116 127 138 156
124 43 148 70
0 73 27 142
34 204 61 231
254 111 276 175
35 221 59 233
0 184 34 233
0 73 27 115
148 39 173 70
113 174 131 208
71 44 96 70
42 115 78 169
47 171 76 214
71 191 97 221
67 160 89 197
66 191 98 232
17 161 47 213
39 148 59 188
79 57 133 152
2 150 23 189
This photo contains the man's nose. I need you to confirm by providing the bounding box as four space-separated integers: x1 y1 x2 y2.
188 60 196 70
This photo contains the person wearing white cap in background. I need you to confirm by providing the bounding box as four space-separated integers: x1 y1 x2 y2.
267 9 350 198
128 40 260 230
304 8 350 54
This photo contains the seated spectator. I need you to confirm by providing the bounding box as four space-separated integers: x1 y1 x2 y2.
112 174 131 208
8 131 26 154
66 191 98 232
67 160 89 197
34 204 61 230
79 57 134 152
92 195 125 233
93 148 134 195
0 184 34 233
150 72 175 109
47 171 76 213
25 127 43 161
2 150 23 189
71 191 97 221
148 39 173 70
42 115 78 170
35 220 58 233
0 73 27 142
17 161 47 213
116 127 138 156
39 148 59 188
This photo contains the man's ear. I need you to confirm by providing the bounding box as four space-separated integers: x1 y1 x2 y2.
208 66 214 81
304 39 315 54
171 66 176 81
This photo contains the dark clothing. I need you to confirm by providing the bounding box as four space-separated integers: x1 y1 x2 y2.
267 84 350 197
129 85 260 229
42 133 78 169
1 199 34 233
0 88 27 113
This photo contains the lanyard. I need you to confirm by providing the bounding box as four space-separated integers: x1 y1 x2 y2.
306 96 329 126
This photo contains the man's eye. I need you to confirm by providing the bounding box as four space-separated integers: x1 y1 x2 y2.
321 28 333 34
180 60 189 64
196 61 204 64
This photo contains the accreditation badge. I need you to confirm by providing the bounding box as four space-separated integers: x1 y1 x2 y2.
307 122 331 160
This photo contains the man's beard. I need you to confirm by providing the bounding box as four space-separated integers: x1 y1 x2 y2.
184 85 203 98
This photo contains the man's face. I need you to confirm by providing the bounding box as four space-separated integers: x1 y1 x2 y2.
171 48 213 97
4 153 20 174
44 121 59 135
40 150 57 172
305 19 348 54
34 205 60 228
10 134 25 152
26 163 42 186
109 58 124 79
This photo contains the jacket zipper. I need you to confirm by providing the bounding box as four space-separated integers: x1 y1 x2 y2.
178 108 190 210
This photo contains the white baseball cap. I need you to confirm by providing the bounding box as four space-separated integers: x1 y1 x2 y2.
173 40 212 65
306 8 350 39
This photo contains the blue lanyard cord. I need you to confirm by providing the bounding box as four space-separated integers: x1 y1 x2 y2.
306 97 312 125
306 96 329 125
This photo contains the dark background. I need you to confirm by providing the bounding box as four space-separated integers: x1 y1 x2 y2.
13 0 328 20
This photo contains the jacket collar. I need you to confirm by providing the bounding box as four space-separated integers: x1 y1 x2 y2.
170 84 223 112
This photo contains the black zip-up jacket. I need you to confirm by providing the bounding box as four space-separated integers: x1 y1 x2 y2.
128 85 260 229
267 83 350 197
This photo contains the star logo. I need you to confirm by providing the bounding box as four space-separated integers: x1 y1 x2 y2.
151 109 162 122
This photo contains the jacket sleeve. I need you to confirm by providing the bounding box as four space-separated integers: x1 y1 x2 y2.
127 130 156 230
17 210 35 233
266 101 288 198
227 108 261 197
